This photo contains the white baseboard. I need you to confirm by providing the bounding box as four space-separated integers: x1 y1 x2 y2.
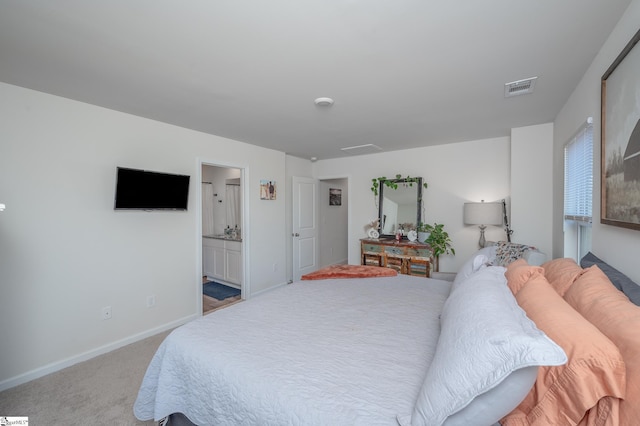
0 313 198 392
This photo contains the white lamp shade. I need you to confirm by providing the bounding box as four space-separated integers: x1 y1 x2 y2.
464 202 502 226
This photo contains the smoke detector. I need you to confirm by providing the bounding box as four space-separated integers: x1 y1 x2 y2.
314 97 334 106
504 77 537 97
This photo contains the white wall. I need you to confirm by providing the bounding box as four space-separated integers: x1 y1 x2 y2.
0 82 288 389
511 123 554 256
553 0 640 283
314 137 512 273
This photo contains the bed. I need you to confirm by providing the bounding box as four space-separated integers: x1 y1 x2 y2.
134 243 640 426
134 274 456 425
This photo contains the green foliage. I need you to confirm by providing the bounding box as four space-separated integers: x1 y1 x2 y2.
422 223 455 258
416 222 430 232
370 174 428 196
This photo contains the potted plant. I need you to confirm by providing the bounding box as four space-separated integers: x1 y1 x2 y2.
416 222 431 243
422 223 455 272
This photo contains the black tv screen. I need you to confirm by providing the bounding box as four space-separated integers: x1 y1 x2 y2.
114 167 190 210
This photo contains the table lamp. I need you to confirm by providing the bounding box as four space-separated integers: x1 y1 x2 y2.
464 201 503 248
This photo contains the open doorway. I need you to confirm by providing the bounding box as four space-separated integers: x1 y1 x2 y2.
318 178 348 267
291 176 349 281
201 163 244 315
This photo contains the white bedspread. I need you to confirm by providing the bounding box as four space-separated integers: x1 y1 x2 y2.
134 275 452 426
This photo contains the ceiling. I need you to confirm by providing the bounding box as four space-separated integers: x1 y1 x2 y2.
0 1 632 160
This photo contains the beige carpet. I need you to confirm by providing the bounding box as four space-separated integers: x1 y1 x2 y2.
0 293 242 425
0 330 171 425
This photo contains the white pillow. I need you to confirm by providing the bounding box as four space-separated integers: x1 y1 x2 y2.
452 246 497 289
409 267 567 426
451 254 488 292
442 366 538 426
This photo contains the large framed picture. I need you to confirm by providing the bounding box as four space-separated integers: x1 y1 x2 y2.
601 28 640 230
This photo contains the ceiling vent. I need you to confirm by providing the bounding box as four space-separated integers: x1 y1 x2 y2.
340 144 382 156
504 77 538 97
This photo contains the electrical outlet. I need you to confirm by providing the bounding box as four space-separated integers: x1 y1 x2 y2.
101 306 112 320
147 295 156 308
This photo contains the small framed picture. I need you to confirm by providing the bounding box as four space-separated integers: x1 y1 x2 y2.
260 180 276 200
329 188 342 206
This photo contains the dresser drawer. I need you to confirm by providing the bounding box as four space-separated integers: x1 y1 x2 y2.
384 246 406 255
362 243 383 253
225 240 242 251
404 247 433 257
361 238 432 278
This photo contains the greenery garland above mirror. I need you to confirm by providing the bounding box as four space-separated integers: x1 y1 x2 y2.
370 174 428 196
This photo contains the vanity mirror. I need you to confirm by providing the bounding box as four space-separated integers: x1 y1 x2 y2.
376 177 424 238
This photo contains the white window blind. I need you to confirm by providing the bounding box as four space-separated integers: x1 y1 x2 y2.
564 120 593 223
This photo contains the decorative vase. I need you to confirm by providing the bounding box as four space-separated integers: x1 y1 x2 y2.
418 232 430 243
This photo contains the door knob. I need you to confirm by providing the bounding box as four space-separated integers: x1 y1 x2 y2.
292 232 300 237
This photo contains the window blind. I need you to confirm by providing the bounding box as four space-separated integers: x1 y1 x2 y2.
564 120 593 223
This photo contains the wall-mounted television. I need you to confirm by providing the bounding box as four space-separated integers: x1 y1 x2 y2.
114 167 190 211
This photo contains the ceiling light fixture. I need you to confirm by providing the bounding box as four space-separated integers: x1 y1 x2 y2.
314 97 334 106
341 144 382 155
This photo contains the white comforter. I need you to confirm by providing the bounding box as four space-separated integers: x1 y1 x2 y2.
134 275 452 425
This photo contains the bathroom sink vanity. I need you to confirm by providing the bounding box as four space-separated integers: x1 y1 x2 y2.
203 236 242 286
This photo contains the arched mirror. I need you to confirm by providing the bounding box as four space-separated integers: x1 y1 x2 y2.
378 177 423 238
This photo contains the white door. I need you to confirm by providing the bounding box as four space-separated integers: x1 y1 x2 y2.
292 176 318 281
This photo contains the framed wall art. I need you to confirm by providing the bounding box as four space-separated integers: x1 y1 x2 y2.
260 180 276 200
329 188 342 206
601 28 640 230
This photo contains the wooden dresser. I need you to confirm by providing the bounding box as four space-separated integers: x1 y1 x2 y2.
360 238 433 277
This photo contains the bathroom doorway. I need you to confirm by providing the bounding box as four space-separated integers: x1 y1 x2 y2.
201 163 244 315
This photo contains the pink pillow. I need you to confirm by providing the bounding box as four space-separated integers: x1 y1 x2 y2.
564 265 640 425
541 258 584 296
505 259 544 295
300 264 397 280
502 273 626 426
